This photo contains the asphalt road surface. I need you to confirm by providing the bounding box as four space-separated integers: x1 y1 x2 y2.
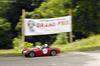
0 50 100 66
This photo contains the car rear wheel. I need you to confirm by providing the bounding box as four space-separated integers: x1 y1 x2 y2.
50 50 56 56
29 51 35 57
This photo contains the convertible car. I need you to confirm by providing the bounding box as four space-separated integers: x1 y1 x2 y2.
22 46 60 57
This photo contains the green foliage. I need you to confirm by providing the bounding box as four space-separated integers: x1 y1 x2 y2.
53 33 68 45
27 0 71 18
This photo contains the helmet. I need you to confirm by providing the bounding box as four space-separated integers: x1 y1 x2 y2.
44 44 48 47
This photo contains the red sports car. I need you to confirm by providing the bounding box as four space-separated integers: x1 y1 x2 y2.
22 46 60 57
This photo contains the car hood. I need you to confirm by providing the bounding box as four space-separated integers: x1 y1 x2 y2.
23 48 40 51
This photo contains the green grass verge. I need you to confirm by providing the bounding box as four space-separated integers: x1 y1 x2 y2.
0 35 100 56
0 49 22 57
52 35 100 53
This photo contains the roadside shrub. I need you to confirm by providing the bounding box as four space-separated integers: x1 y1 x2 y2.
53 33 68 45
13 38 22 51
52 35 100 52
13 38 21 49
23 42 33 48
35 42 41 46
13 38 33 52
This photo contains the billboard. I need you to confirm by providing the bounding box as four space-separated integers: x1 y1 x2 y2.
24 16 72 36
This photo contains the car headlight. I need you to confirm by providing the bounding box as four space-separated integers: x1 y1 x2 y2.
23 51 27 53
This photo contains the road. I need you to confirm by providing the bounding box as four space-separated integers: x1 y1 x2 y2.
0 50 100 66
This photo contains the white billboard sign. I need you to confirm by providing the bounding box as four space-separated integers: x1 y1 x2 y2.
24 16 72 36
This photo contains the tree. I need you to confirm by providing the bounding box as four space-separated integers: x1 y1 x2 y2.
53 33 68 45
0 17 13 49
24 0 71 44
5 0 45 30
73 0 100 35
0 0 100 48
0 0 12 16
0 0 44 49
25 0 100 43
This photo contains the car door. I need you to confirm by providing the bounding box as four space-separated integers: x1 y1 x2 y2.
35 48 44 56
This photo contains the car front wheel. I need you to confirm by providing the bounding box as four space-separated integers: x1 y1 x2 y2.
29 51 35 57
24 54 29 57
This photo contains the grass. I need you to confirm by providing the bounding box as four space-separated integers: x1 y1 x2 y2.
52 35 100 53
0 35 100 56
0 49 21 57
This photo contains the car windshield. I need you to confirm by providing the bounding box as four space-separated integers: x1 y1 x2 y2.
35 46 42 49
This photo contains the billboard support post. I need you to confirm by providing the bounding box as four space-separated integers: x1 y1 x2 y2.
69 7 73 43
21 9 25 47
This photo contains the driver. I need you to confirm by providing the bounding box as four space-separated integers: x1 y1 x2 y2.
42 44 49 54
42 44 49 48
